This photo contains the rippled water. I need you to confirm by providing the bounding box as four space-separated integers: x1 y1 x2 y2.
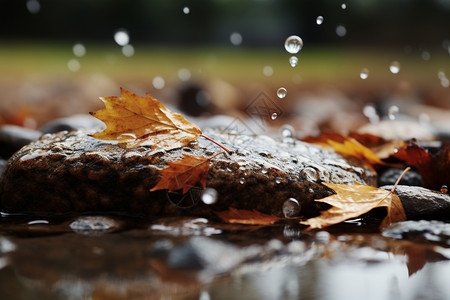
0 214 449 300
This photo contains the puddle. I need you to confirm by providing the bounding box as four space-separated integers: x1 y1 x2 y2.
0 215 449 299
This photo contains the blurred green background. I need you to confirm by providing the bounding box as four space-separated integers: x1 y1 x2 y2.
0 0 449 128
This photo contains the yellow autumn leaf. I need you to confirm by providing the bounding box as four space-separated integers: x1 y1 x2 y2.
327 137 385 166
90 88 202 150
300 182 406 229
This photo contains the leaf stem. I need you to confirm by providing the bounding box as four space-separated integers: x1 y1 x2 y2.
210 151 226 160
201 134 232 154
391 167 411 193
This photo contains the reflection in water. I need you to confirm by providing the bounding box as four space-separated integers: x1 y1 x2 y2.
0 217 449 299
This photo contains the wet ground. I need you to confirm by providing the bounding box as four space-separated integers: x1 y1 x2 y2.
1 213 450 300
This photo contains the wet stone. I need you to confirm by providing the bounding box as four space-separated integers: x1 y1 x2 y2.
383 220 450 244
382 185 450 220
378 168 423 187
39 114 105 134
0 128 376 218
69 216 121 234
0 125 42 159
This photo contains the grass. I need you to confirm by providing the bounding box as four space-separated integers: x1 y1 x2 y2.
0 42 448 91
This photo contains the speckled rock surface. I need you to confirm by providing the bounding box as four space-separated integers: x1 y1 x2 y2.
0 128 376 217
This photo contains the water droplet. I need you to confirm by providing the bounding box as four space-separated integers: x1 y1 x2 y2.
239 178 245 184
119 133 137 140
26 0 40 14
152 76 165 89
73 43 86 57
315 231 330 243
421 51 431 61
27 220 49 225
183 6 190 14
201 188 218 205
121 44 135 57
67 59 80 72
114 29 130 46
389 61 400 74
341 3 347 9
388 105 399 120
282 198 301 218
277 87 287 99
363 104 379 124
280 124 295 138
289 56 298 67
438 70 447 80
284 35 303 54
301 167 319 182
360 68 369 80
441 185 448 193
263 65 274 77
316 16 324 25
336 25 347 37
419 113 430 125
178 68 191 81
275 178 281 184
271 113 278 120
230 32 243 46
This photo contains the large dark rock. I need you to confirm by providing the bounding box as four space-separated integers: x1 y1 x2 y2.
0 128 376 217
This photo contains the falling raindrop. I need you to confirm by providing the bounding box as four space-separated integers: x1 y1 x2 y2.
67 59 80 72
230 32 243 46
289 56 298 67
183 6 190 14
360 68 369 80
178 68 191 81
26 0 40 14
421 51 431 61
388 105 399 120
363 104 379 124
341 3 347 9
263 65 274 77
114 29 130 46
271 113 278 120
336 25 347 37
277 87 287 99
316 16 324 25
389 61 400 74
152 76 165 89
121 44 135 57
280 124 295 138
284 35 303 54
73 43 86 57
201 188 218 205
282 198 301 218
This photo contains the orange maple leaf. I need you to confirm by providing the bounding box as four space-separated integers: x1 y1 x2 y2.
215 208 281 225
90 88 202 150
150 153 218 194
300 182 406 230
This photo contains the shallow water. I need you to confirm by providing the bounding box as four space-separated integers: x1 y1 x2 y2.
0 214 449 300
